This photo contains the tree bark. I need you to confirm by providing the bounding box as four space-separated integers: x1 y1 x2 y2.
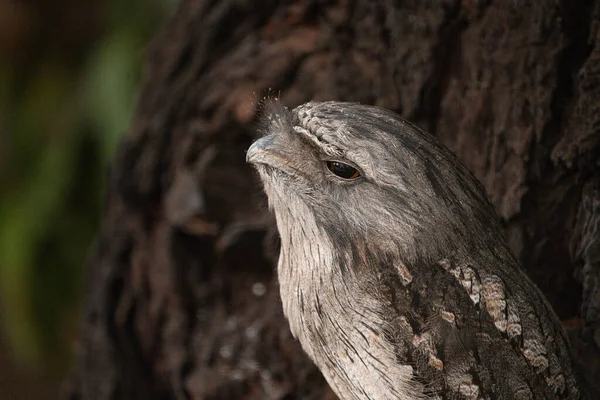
65 1 600 398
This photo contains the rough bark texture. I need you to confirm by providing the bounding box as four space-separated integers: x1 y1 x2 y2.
65 1 600 399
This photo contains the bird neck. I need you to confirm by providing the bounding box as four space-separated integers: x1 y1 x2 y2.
275 204 427 400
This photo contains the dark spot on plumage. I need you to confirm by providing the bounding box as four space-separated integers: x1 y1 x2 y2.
423 161 447 200
379 282 395 305
467 366 490 399
411 291 425 314
315 295 323 318
345 349 355 364
511 331 525 351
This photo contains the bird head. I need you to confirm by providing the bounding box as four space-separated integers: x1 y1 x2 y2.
247 101 502 264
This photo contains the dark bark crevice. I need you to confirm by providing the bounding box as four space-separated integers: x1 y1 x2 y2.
413 0 467 135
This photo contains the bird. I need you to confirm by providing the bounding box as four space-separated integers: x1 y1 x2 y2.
246 100 582 399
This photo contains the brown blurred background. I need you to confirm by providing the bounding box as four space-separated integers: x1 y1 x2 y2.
0 1 173 398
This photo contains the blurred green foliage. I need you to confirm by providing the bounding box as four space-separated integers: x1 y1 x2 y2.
0 0 175 371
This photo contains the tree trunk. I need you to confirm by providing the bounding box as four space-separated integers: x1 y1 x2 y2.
65 1 600 398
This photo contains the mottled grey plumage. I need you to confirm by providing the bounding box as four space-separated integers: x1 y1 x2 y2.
246 101 581 399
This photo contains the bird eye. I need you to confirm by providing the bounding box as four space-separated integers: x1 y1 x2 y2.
326 161 361 180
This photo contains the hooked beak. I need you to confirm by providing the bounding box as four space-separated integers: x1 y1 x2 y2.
246 135 304 178
246 135 277 165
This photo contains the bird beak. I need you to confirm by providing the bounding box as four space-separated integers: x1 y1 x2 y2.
246 135 276 165
246 135 304 178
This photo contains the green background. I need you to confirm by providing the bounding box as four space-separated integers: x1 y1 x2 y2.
0 0 174 396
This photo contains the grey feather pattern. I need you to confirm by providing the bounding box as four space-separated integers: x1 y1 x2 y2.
247 101 581 399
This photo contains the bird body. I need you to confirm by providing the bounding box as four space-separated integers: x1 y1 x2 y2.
247 101 581 399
